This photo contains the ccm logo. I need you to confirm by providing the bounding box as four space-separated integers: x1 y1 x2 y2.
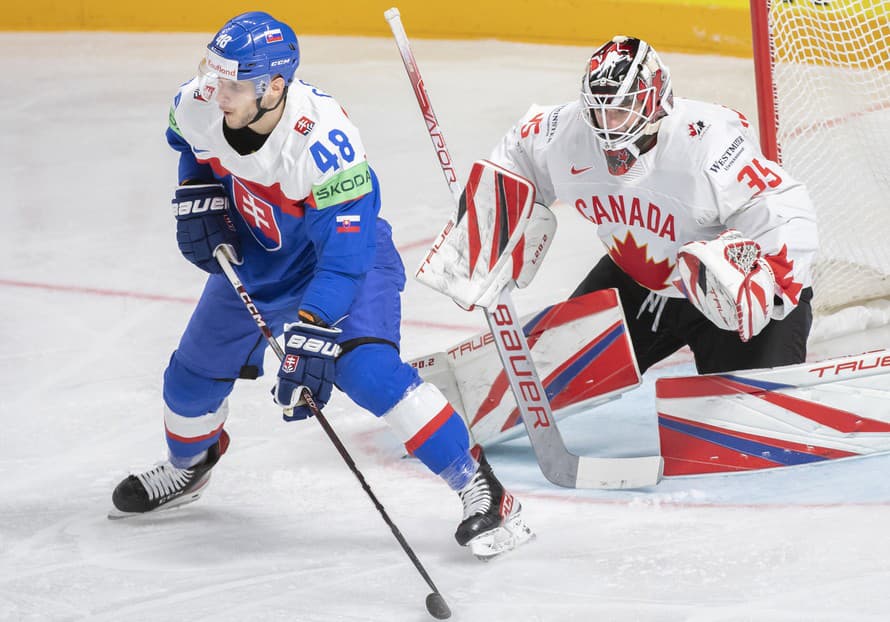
174 197 228 216
238 292 266 327
286 335 341 357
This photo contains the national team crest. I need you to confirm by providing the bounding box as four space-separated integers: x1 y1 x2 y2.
193 84 216 102
688 120 708 138
294 116 316 136
231 177 283 250
608 231 674 292
283 354 300 373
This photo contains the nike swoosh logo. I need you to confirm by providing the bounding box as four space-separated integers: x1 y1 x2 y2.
570 165 592 175
193 147 209 154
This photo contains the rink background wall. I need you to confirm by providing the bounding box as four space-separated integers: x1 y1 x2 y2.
2 0 752 56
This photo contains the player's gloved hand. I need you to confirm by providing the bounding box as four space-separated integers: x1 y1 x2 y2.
273 316 342 421
172 183 241 273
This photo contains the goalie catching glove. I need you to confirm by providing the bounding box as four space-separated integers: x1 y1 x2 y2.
273 315 341 420
676 229 776 342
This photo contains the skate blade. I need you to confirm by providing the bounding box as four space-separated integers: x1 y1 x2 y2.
468 512 535 561
107 482 209 520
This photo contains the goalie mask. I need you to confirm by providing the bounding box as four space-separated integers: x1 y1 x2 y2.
580 36 673 152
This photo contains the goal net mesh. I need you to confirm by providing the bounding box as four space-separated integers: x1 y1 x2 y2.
764 0 890 316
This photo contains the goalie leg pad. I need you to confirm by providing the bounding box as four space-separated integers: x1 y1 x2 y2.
657 350 890 475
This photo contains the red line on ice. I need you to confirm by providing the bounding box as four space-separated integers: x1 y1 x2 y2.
0 234 474 332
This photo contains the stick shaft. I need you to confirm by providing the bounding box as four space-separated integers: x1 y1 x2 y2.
386 8 462 204
214 247 444 595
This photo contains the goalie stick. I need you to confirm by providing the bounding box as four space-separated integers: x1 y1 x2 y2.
214 247 451 621
385 7 663 489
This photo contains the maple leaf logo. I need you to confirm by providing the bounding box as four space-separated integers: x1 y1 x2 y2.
688 120 707 138
608 231 674 291
764 244 803 304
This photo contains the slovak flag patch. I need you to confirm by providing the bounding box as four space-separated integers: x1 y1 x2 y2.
336 214 361 233
264 29 283 43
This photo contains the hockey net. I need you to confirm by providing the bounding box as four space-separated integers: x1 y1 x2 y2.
751 0 890 338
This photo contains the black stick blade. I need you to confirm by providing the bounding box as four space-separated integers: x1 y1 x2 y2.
425 592 451 619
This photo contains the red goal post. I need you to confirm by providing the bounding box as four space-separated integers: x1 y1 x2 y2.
750 0 890 331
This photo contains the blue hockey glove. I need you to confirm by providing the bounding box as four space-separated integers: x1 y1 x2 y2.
172 183 241 273
273 320 342 420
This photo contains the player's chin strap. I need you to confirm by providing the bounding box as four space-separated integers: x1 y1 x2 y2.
248 89 287 126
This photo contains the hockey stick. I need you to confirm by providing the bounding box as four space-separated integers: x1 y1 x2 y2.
214 247 451 620
385 7 663 489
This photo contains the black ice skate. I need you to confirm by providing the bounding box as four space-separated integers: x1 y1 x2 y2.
455 445 534 560
108 431 230 519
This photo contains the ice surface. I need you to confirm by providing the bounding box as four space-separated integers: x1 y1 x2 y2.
3 32 890 622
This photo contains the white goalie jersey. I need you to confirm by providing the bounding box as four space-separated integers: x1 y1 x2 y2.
489 98 818 320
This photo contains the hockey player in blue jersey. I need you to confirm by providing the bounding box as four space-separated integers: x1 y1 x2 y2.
109 11 532 558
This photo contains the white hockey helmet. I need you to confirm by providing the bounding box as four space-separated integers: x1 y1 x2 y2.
580 36 673 151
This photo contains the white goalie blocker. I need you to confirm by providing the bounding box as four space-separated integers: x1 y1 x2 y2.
415 160 556 310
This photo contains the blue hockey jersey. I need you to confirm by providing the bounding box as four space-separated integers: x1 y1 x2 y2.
167 78 384 325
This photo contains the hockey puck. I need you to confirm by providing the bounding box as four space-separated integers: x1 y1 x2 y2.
425 592 451 619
